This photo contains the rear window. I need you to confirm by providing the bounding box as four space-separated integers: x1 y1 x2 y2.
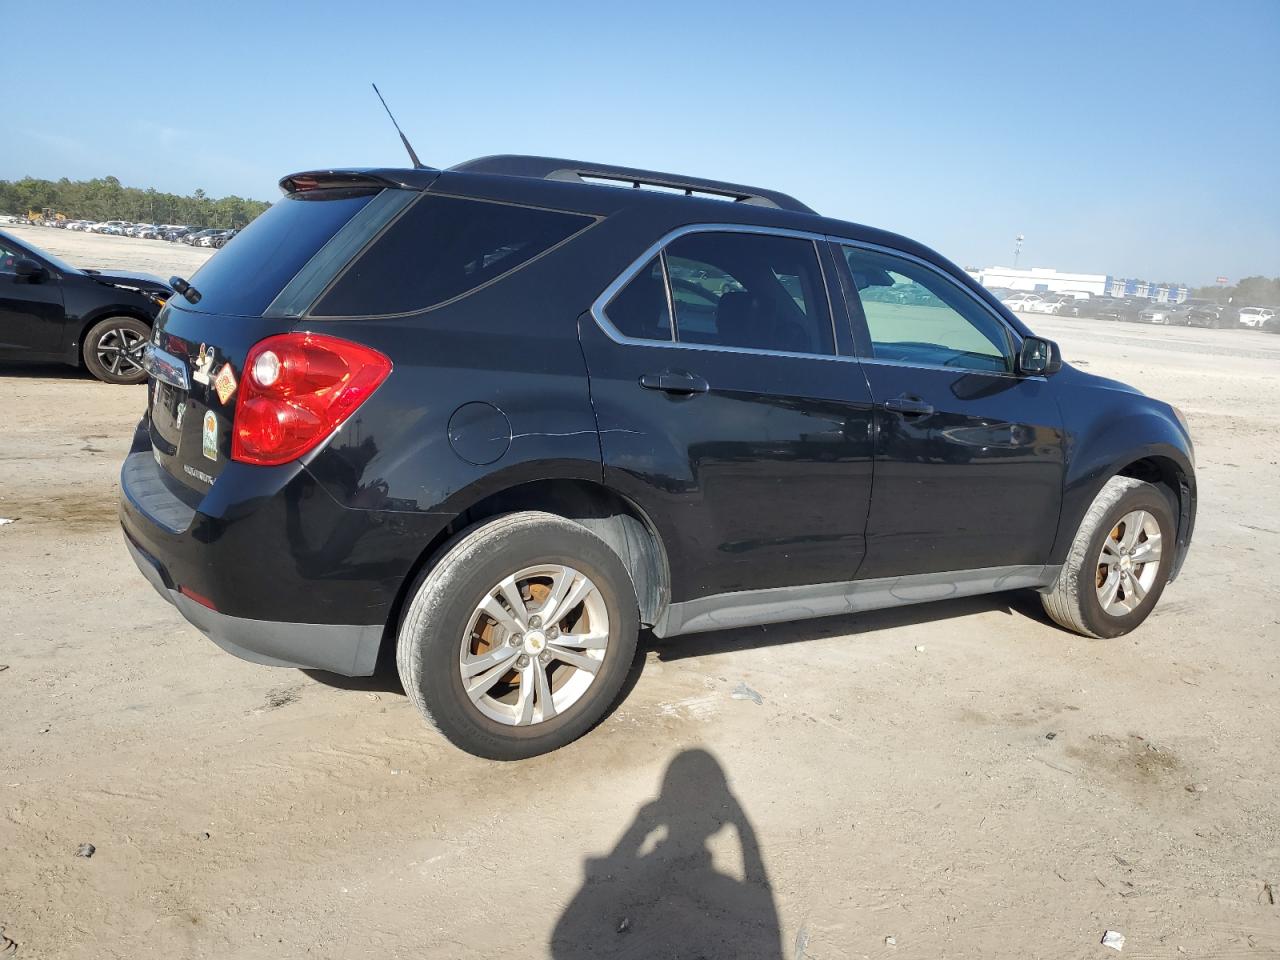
183 189 377 316
312 195 595 317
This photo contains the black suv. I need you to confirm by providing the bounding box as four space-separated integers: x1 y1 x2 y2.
120 156 1197 758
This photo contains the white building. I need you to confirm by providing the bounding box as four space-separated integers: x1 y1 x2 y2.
968 266 1189 303
971 266 1108 296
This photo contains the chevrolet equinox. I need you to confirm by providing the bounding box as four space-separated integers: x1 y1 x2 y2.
120 156 1197 759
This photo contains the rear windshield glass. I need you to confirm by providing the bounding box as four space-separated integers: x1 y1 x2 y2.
312 195 595 317
183 189 377 316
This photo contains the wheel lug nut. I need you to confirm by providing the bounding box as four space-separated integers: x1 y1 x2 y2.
517 655 529 669
538 651 550 664
509 634 522 647
548 626 560 639
529 615 542 629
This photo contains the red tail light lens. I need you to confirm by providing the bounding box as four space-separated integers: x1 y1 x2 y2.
231 333 392 466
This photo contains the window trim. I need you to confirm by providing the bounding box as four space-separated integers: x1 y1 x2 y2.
830 237 1030 379
593 223 845 361
306 191 603 320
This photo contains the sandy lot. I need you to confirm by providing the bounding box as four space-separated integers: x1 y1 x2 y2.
1 231 1279 959
1 222 214 277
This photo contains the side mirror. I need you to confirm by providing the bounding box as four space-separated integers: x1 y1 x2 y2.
14 258 45 281
1018 336 1062 376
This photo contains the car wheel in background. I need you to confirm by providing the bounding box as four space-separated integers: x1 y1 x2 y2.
396 511 640 759
82 316 150 385
1041 476 1176 639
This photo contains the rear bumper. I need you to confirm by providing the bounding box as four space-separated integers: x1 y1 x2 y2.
124 534 384 673
119 419 448 676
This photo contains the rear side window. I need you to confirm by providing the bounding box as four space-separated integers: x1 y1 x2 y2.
313 196 595 317
184 189 377 316
664 232 834 355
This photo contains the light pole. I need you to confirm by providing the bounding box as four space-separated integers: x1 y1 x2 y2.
1014 234 1025 268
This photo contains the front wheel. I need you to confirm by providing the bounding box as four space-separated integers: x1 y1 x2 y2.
1041 476 1176 638
396 511 639 759
82 316 149 384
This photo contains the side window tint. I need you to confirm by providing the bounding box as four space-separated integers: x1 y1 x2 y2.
603 256 672 341
315 196 594 316
841 246 1011 372
664 232 834 355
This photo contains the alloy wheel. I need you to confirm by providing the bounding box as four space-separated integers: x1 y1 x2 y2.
458 564 610 726
1096 510 1162 616
96 326 147 378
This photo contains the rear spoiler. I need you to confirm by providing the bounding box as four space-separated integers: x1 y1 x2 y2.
278 168 440 194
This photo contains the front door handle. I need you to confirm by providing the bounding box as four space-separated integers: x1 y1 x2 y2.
883 395 934 416
639 371 709 395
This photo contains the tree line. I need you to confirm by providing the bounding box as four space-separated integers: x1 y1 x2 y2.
1191 276 1280 306
0 175 270 229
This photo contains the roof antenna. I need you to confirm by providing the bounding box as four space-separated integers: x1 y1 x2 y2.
371 83 425 169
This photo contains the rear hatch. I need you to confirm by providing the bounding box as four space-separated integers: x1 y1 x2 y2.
145 178 419 493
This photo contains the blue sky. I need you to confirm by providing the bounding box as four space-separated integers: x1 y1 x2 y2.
4 0 1278 285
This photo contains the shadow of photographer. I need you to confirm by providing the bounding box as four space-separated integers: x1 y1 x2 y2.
551 747 783 959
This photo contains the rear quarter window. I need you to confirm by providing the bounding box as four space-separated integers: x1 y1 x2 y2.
312 195 595 317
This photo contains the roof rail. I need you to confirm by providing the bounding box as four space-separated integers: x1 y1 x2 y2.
449 155 816 215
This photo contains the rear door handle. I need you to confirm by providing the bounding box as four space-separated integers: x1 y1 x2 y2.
639 371 709 395
883 395 934 416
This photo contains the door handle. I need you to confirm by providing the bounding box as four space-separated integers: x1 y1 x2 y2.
883 395 934 416
639 371 709 395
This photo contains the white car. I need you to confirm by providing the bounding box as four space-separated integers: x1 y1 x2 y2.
1028 295 1072 315
1002 293 1043 313
1237 307 1276 329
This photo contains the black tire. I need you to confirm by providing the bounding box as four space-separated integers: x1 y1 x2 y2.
396 511 640 760
1041 476 1176 638
82 316 150 384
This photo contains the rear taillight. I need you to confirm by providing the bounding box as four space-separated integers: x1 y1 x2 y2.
231 333 391 466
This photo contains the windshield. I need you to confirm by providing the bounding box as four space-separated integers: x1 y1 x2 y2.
0 229 82 276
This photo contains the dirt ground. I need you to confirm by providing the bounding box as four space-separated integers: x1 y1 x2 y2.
2 230 1278 960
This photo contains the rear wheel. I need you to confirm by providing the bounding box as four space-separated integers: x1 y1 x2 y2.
82 316 149 384
396 511 639 759
1041 476 1176 638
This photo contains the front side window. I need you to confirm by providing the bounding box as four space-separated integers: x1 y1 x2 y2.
841 246 1012 373
664 232 834 355
314 195 595 317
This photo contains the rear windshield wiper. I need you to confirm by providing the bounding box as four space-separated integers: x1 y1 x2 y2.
169 276 203 305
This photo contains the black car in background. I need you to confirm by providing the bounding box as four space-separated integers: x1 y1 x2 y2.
1093 298 1147 322
1186 303 1235 328
120 155 1197 758
1 229 171 383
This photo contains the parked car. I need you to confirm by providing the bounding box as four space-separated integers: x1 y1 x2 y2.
1094 298 1146 322
1027 294 1073 315
1236 307 1275 329
182 229 222 246
1137 303 1192 325
211 229 238 249
196 229 234 248
0 228 171 383
119 155 1196 758
1185 304 1233 328
162 226 193 242
1001 292 1043 312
